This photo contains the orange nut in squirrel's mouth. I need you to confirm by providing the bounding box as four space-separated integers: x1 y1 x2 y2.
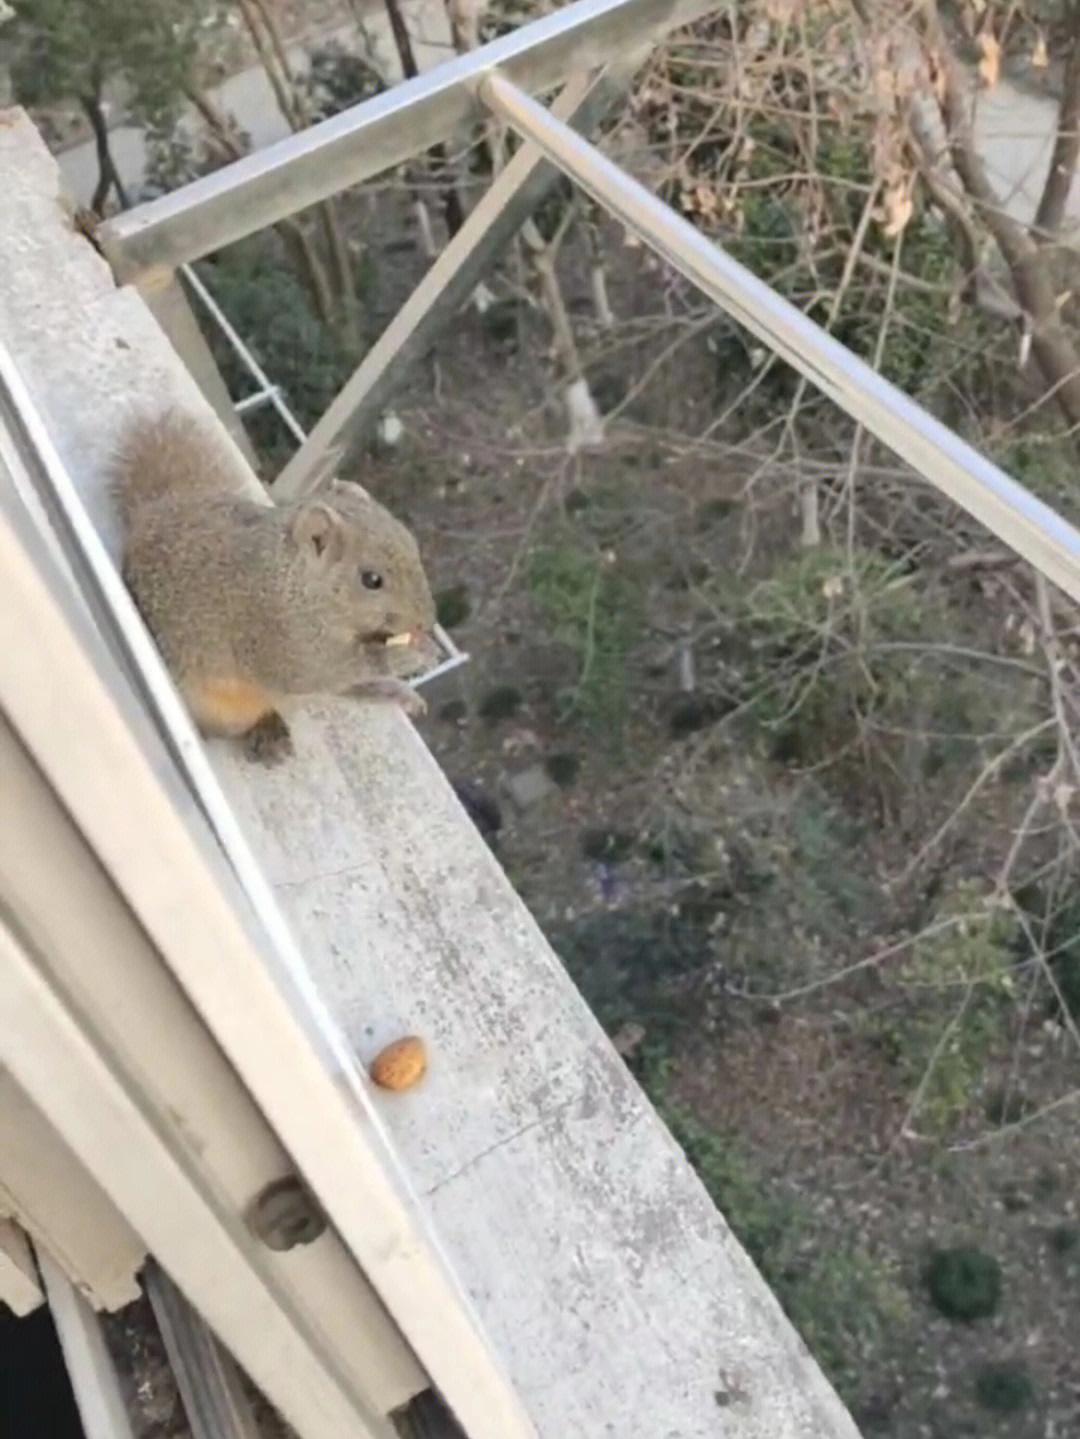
360 627 430 650
386 627 439 661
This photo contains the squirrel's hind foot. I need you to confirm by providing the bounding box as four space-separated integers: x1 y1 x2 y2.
242 711 295 766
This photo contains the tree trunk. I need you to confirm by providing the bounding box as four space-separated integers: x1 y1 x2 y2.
186 85 337 327
81 90 128 215
383 0 465 237
233 0 358 331
318 200 361 349
278 220 338 328
235 0 303 130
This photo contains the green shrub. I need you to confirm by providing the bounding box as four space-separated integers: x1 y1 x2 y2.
790 790 877 932
1048 1224 1080 1279
1049 1224 1080 1255
529 545 640 751
194 247 359 457
551 902 721 1039
874 884 1018 1133
478 685 522 723
738 547 926 771
580 829 634 863
974 1363 1035 1413
983 1088 1030 1126
435 583 471 629
302 42 383 119
544 752 580 788
925 1246 1002 1320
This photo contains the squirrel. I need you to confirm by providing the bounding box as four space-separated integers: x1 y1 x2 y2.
111 414 438 763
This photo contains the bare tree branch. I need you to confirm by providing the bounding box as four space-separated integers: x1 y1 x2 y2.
383 0 465 236
184 84 337 326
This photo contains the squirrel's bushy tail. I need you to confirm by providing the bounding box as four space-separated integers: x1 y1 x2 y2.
110 412 249 529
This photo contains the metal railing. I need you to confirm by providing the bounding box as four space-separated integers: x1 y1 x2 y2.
179 261 307 445
95 0 1080 610
100 0 717 280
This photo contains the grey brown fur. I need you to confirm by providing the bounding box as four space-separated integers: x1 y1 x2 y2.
112 414 437 759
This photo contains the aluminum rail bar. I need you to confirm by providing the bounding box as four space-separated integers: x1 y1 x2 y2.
0 343 538 1439
480 71 1080 608
179 264 309 445
98 0 718 283
232 388 279 412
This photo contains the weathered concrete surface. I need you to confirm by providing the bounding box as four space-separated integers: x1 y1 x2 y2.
0 110 863 1438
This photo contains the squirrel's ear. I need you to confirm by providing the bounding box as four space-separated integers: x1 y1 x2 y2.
290 502 346 562
328 478 373 505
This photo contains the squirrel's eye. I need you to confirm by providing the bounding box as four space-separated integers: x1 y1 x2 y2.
361 570 384 591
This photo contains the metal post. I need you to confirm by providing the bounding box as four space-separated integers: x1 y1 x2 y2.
479 71 1080 606
98 0 719 284
144 1263 263 1439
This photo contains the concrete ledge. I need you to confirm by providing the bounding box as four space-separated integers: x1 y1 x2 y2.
0 109 862 1438
0 1219 43 1317
0 1072 143 1313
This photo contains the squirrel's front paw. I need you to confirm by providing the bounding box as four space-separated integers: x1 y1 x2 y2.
348 677 427 719
395 685 427 720
242 711 295 766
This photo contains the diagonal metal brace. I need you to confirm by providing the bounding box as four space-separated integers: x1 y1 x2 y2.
272 60 641 498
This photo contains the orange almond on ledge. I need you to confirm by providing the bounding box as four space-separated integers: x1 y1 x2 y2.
370 1035 428 1091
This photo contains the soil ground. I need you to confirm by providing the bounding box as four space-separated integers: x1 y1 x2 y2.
106 187 1080 1437
339 195 1080 1438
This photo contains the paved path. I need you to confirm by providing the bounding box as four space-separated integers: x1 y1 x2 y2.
54 2 453 205
974 78 1080 239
